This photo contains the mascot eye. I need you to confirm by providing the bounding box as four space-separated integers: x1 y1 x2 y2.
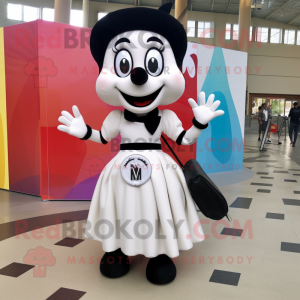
145 48 163 77
114 50 132 77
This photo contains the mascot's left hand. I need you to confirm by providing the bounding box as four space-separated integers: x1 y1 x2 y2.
188 92 224 125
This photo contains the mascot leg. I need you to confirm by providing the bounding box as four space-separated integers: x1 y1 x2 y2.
100 248 130 278
146 255 176 284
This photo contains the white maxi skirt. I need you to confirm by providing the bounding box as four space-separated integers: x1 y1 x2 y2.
85 150 205 258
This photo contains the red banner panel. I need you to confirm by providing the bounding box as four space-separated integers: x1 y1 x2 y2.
4 21 40 195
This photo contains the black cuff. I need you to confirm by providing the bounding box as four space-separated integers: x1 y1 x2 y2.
176 130 186 145
192 118 208 130
100 131 108 144
80 125 92 140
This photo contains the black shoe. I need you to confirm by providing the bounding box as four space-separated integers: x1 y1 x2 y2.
258 138 261 141
100 248 130 278
292 143 295 147
146 254 176 285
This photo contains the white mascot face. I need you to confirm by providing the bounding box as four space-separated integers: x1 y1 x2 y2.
95 30 185 114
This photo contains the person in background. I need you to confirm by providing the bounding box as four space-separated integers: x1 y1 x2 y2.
288 101 300 147
258 106 263 141
261 103 272 143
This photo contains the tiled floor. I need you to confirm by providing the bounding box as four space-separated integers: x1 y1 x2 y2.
0 131 300 299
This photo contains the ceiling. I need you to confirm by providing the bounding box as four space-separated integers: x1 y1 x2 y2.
90 0 300 27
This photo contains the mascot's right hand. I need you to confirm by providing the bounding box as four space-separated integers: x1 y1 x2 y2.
57 105 87 138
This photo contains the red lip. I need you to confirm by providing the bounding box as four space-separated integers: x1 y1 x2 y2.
133 100 152 106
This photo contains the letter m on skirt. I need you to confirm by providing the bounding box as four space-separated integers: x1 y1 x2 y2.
131 164 141 180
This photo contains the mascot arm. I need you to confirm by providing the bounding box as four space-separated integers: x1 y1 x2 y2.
161 92 224 146
100 110 122 143
57 106 121 144
161 109 200 146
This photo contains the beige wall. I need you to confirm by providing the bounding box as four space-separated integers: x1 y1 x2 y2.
184 11 300 100
248 42 300 95
1 0 299 103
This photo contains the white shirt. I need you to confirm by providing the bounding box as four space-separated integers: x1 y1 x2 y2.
263 109 268 121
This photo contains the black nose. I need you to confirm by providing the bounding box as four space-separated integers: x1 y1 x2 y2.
130 67 148 85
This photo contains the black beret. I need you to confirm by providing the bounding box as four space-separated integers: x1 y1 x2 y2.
90 3 187 73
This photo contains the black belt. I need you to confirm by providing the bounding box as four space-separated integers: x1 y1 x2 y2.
120 143 162 150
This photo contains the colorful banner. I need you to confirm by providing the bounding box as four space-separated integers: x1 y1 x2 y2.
4 21 40 195
0 20 246 199
0 27 9 190
196 45 247 173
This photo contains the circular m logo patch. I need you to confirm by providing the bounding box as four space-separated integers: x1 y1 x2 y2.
120 154 152 186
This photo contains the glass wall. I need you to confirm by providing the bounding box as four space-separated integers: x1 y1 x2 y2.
7 3 40 22
197 22 214 38
270 99 285 116
284 30 295 45
42 8 54 21
187 20 196 37
225 24 239 40
252 98 285 115
270 28 282 44
284 100 300 116
252 98 299 116
284 101 292 117
252 98 266 114
70 10 83 27
256 27 269 43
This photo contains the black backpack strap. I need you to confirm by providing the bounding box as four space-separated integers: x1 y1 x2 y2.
226 214 232 222
161 134 184 169
161 134 231 222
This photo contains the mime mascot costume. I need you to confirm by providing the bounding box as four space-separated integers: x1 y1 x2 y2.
58 3 224 285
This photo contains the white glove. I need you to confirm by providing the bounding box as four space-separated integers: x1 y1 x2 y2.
57 105 87 138
188 92 224 125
